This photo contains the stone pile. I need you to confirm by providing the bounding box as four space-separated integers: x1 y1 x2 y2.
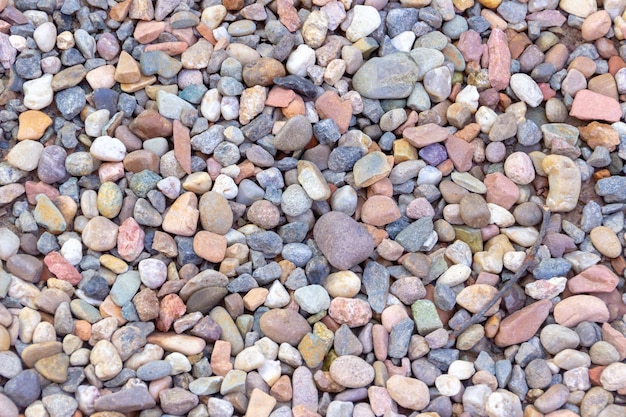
1 0 626 417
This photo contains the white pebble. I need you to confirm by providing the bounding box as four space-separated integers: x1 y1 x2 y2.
85 109 110 138
258 360 281 386
346 5 382 42
435 374 462 397
448 360 475 380
212 174 238 199
510 73 543 108
90 136 126 162
61 238 83 265
488 203 516 227
0 228 20 261
390 31 416 53
201 89 221 122
6 140 44 172
287 44 316 77
201 5 227 29
264 281 290 308
33 22 57 53
503 251 526 273
475 106 497 134
23 74 54 110
9 35 28 51
456 85 479 112
221 96 239 121
138 258 167 289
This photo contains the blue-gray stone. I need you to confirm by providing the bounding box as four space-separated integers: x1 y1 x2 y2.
419 7 442 29
395 217 434 252
252 262 282 285
427 349 459 372
110 271 141 307
532 258 572 279
278 222 308 244
136 360 172 381
595 176 626 203
4 369 41 408
475 351 495 374
37 232 60 255
81 275 109 300
247 231 283 257
60 48 86 66
386 8 419 37
55 87 87 120
176 236 202 265
508 365 529 399
305 256 330 285
129 170 162 198
495 359 512 388
434 283 456 311
15 49 42 80
467 16 489 33
515 337 544 367
352 53 419 99
121 302 140 322
328 147 364 172
103 368 135 388
227 274 258 293
388 317 414 359
411 358 441 386
497 0 527 24
273 75 318 99
281 243 313 268
517 119 542 146
363 261 390 314
285 267 308 290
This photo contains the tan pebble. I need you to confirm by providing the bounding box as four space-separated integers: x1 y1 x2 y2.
16 110 52 141
386 375 430 411
581 11 611 41
590 226 622 258
554 295 610 327
360 195 401 227
193 231 227 263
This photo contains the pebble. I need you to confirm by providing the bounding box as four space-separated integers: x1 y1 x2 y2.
0 1 625 416
329 355 375 388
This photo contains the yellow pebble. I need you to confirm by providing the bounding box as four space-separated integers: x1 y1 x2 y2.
478 0 502 8
393 139 418 163
99 254 129 274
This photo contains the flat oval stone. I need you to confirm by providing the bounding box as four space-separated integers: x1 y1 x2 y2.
313 211 375 270
329 355 375 388
554 295 610 327
352 53 419 99
146 333 206 355
259 309 311 345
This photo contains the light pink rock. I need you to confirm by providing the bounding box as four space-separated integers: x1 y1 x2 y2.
602 323 626 360
445 135 473 172
156 294 187 332
487 28 511 91
568 265 619 294
483 172 520 210
117 217 145 262
44 251 82 285
495 300 551 347
457 30 482 62
403 124 449 148
406 197 435 219
570 90 623 122
554 295 610 327
329 297 372 328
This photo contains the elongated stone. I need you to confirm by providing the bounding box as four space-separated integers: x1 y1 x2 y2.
542 155 581 212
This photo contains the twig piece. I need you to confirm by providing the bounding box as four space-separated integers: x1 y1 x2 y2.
453 206 552 337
